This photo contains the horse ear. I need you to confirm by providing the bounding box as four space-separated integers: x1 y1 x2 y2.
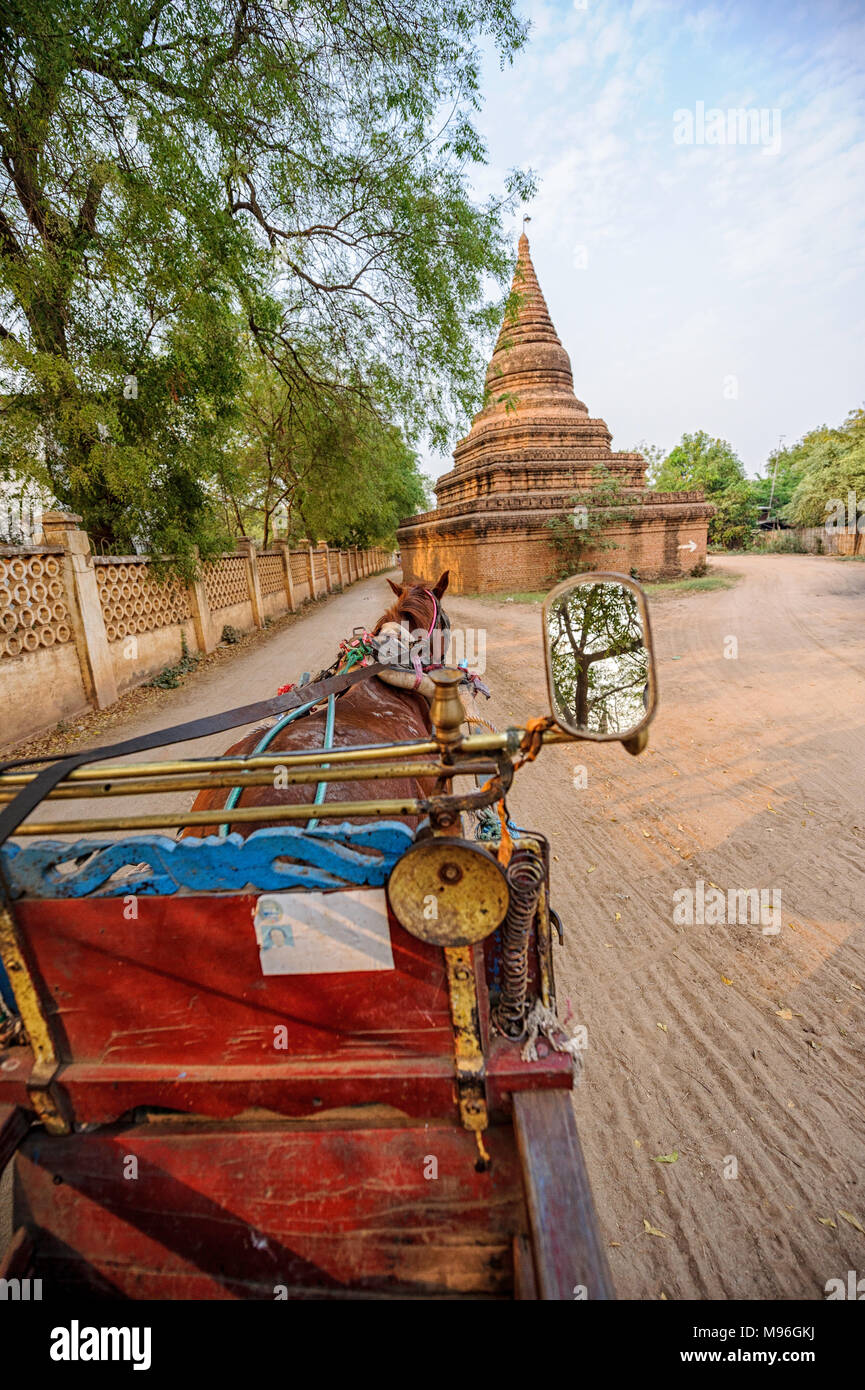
432 570 449 599
387 578 403 597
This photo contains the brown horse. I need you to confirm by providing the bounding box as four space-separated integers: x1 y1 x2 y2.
184 572 450 836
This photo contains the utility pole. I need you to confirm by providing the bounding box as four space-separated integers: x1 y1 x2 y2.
766 434 785 524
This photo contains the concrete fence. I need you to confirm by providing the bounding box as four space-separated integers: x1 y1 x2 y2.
0 512 396 747
751 526 862 556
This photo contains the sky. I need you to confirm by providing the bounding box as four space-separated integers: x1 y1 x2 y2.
423 0 865 482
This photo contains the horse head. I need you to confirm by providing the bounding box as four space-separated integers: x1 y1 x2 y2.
373 572 450 698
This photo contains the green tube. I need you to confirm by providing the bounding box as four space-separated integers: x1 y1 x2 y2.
305 692 336 831
218 698 317 836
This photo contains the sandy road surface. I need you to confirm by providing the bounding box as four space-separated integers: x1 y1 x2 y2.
451 553 865 1300
4 555 865 1298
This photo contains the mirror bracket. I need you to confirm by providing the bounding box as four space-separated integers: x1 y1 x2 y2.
622 728 650 757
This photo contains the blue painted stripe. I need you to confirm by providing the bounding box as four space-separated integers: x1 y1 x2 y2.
2 822 415 900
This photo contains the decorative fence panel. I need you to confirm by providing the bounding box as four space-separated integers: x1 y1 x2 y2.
0 549 72 660
257 553 285 596
95 558 190 644
203 555 250 612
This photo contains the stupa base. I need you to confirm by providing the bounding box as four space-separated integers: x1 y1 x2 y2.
398 500 714 594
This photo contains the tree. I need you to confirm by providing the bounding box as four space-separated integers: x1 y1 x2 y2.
782 409 865 528
646 430 757 548
0 0 533 557
648 430 747 495
750 445 807 514
220 350 428 547
709 483 760 550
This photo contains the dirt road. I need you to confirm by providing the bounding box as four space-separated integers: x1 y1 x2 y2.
7 554 865 1298
451 552 865 1300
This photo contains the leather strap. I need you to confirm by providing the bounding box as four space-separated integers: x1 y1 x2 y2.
0 662 385 847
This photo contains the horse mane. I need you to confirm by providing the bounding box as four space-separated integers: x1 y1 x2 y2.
373 586 434 635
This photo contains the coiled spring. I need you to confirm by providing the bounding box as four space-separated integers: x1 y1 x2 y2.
492 853 546 1039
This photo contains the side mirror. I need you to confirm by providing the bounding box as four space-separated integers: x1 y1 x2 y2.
542 572 657 744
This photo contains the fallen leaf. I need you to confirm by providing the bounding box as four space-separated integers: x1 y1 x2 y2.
652 1150 679 1164
657 1022 667 1032
838 1210 865 1234
587 864 596 874
643 1219 669 1239
634 1139 642 1148
775 1008 793 1020
615 912 621 921
851 984 862 992
817 1217 836 1229
642 829 651 838
609 1241 622 1248
721 975 733 985
767 803 777 813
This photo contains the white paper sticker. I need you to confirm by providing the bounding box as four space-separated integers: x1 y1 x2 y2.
253 889 394 976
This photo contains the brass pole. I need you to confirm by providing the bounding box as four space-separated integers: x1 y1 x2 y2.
0 728 576 791
0 760 498 804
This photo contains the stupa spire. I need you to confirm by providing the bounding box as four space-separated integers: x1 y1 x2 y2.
485 231 577 405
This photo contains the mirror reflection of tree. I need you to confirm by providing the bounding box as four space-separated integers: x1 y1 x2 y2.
548 582 648 733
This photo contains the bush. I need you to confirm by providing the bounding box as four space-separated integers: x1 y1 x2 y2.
709 485 760 550
147 633 199 689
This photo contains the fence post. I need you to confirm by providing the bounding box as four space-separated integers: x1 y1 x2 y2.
322 545 332 594
41 511 118 710
274 540 296 612
237 537 264 628
186 549 217 653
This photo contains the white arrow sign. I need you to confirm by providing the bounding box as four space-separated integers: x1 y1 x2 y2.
678 540 697 552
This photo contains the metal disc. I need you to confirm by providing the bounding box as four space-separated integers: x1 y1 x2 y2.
386 837 510 946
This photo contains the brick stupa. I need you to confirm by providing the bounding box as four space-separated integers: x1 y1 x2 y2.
397 232 713 593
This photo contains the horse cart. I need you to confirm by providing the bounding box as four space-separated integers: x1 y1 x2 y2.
0 571 656 1301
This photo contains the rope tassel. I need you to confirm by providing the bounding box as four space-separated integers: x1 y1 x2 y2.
520 999 585 1077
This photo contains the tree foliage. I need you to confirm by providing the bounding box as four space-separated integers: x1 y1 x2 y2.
645 430 757 549
647 430 747 496
0 0 532 558
780 409 865 527
219 351 428 547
